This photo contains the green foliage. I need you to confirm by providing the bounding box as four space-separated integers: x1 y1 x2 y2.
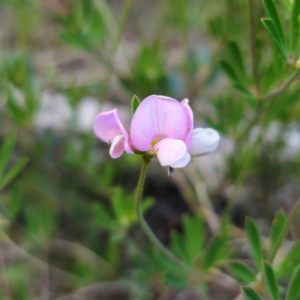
262 261 280 300
131 95 141 115
242 287 263 300
290 0 300 54
228 261 256 283
285 265 300 300
245 218 263 271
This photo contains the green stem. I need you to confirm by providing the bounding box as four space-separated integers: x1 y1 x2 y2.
134 157 204 280
268 197 300 263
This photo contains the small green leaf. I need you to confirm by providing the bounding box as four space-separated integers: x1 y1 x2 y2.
275 241 300 278
262 261 280 300
242 287 263 300
202 234 227 270
219 60 240 83
245 218 263 271
227 41 246 80
290 0 300 53
0 157 29 190
0 132 16 180
269 210 287 257
286 265 300 300
282 0 292 12
261 18 287 59
8 185 22 218
262 0 286 46
229 261 256 283
131 95 141 115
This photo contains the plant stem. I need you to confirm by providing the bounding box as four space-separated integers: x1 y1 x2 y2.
262 71 299 101
268 197 300 263
134 157 204 280
248 0 260 98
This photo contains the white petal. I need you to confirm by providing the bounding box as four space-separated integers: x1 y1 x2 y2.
153 138 187 167
169 152 191 168
109 135 125 158
188 128 220 156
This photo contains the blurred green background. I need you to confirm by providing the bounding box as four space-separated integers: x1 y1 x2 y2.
0 0 300 299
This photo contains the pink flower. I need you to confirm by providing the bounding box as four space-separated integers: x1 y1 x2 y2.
94 95 219 168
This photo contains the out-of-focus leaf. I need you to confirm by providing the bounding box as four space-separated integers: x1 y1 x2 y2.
93 202 116 231
261 18 287 59
0 132 16 180
219 60 240 83
245 218 263 271
131 95 141 115
242 287 263 300
262 261 280 300
0 157 29 190
170 231 189 263
275 241 300 278
202 233 227 270
269 210 287 258
286 265 300 300
282 0 292 11
227 41 246 80
262 0 286 46
7 185 22 218
290 0 300 53
228 261 256 283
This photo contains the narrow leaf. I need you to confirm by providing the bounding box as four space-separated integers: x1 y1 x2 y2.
227 41 246 80
202 234 227 270
290 0 300 53
0 132 16 180
262 0 286 46
131 95 141 115
245 218 263 271
219 60 240 83
242 287 263 300
263 261 280 300
269 210 287 257
0 157 28 190
275 241 300 278
229 261 256 283
286 265 300 300
261 18 287 59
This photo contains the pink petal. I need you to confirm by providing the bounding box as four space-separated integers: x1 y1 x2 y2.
188 128 220 156
109 135 125 158
181 98 194 149
170 152 191 168
130 95 191 151
94 109 133 154
153 138 187 167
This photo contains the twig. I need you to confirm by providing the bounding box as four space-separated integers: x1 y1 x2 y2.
262 71 299 101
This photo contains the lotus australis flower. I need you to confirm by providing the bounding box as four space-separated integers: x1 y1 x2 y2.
94 95 219 170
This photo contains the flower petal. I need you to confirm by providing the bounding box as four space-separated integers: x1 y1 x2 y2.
170 152 191 168
153 138 187 166
181 98 194 149
94 109 133 154
109 135 125 158
130 95 190 151
188 128 220 156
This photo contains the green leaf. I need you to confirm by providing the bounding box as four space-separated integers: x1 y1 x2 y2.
262 261 280 300
275 241 300 278
219 60 240 83
245 218 263 271
290 0 300 53
202 234 227 270
242 287 263 300
131 95 141 115
282 0 292 12
269 210 287 257
170 231 189 263
182 214 204 263
286 265 300 300
0 132 16 181
0 157 29 190
227 41 246 80
262 0 286 46
233 83 256 106
7 185 22 218
229 261 256 283
261 18 287 59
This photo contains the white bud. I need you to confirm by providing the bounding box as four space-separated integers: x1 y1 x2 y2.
188 128 220 157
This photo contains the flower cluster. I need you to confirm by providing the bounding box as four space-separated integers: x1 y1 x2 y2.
94 95 220 169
